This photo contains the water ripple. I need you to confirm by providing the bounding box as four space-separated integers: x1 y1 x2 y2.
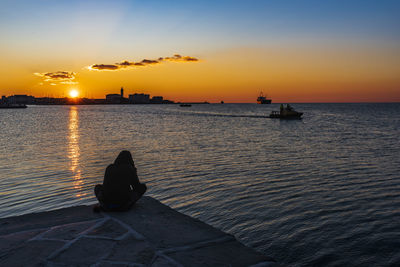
0 103 399 266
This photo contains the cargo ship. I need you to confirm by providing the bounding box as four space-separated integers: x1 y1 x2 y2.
257 92 272 104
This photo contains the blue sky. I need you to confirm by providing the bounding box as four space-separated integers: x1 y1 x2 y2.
2 0 399 48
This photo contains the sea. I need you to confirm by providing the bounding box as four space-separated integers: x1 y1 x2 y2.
0 103 399 266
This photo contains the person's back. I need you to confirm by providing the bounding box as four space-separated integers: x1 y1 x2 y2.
103 163 135 205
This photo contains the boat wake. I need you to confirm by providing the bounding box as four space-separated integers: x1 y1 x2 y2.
180 111 269 119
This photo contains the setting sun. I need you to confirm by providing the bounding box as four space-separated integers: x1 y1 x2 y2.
69 89 79 98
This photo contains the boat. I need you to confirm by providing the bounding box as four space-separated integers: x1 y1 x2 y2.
257 92 272 104
269 104 303 119
180 103 192 107
0 103 27 109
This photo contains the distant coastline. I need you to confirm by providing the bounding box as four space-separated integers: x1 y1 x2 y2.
1 88 214 105
1 89 174 105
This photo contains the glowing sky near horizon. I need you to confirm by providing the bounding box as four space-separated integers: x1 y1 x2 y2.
0 0 399 102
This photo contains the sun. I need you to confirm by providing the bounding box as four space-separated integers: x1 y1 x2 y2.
69 89 79 98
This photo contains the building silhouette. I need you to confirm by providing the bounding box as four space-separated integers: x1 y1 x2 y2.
1 88 174 105
150 96 163 104
129 93 150 104
106 94 122 104
1 95 35 104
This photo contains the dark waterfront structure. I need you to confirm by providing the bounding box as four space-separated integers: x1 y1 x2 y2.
129 93 150 104
1 89 174 105
106 94 124 104
150 96 163 104
1 94 35 105
106 87 128 104
0 103 27 109
35 97 69 105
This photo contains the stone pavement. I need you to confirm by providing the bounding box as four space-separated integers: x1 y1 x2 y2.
0 196 278 266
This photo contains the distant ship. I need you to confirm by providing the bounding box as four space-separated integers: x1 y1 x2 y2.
180 103 192 107
257 92 272 104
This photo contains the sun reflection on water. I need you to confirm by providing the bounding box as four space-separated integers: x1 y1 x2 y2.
68 106 85 198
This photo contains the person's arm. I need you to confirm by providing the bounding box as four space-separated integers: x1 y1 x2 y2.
129 166 141 187
103 165 113 185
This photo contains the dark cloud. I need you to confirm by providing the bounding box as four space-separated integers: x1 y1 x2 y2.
88 54 199 71
89 64 119 70
163 54 199 62
141 59 159 64
117 61 134 66
182 56 198 61
35 71 75 80
34 71 78 85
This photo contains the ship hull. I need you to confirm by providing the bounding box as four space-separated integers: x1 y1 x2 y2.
257 99 272 104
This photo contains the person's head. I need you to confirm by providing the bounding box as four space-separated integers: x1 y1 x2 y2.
114 150 135 166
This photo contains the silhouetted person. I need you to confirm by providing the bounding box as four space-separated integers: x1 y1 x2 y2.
94 150 147 212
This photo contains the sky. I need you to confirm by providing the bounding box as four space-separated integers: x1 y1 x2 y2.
0 0 399 102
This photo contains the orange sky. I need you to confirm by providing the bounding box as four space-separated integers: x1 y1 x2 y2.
1 44 399 103
1 1 399 103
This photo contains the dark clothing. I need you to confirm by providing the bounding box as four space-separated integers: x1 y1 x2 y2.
94 150 146 211
103 163 140 204
95 183 146 211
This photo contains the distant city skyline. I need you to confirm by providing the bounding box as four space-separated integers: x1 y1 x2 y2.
1 0 399 102
1 88 176 105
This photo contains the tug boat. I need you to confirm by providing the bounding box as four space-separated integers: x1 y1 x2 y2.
269 104 303 119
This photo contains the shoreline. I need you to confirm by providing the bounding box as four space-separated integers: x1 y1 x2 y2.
0 196 278 266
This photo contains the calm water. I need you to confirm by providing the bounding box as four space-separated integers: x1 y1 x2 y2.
0 103 399 266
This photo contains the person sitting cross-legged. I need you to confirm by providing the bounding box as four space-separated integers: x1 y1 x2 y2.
94 150 147 212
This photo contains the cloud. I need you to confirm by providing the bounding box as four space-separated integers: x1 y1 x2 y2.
140 59 159 64
34 71 75 80
34 71 78 85
33 54 200 86
88 64 119 70
60 81 79 85
88 54 199 71
163 54 199 62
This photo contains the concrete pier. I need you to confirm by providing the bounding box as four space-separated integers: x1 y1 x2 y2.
0 196 278 266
